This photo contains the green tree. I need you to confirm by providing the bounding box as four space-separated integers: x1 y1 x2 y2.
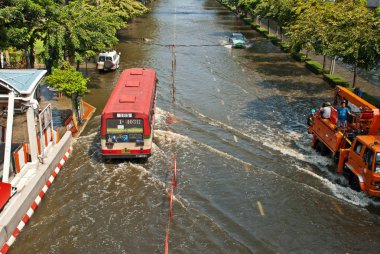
287 1 335 71
45 62 89 123
327 1 380 87
0 0 54 68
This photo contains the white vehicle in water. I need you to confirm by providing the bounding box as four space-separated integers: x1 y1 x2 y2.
96 50 120 71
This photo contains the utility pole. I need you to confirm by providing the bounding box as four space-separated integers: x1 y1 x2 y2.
170 45 176 102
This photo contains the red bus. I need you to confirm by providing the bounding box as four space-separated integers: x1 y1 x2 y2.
101 68 157 158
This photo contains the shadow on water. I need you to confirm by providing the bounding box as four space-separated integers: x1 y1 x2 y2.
256 79 329 94
242 53 291 64
52 109 72 127
254 62 314 77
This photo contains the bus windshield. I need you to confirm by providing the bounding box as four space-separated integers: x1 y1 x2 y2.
106 118 143 142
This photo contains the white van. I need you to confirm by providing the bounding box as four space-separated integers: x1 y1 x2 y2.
96 50 120 71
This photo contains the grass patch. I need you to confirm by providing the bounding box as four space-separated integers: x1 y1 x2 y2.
323 74 349 87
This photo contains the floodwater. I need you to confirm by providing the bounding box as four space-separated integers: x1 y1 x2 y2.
12 0 380 253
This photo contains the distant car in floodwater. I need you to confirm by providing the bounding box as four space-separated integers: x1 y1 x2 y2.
229 33 246 48
96 50 120 71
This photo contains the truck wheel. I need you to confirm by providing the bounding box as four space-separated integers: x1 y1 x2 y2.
316 140 328 156
315 140 321 153
349 175 361 192
333 152 340 164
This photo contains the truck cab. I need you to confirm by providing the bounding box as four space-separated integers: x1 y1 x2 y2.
339 136 380 197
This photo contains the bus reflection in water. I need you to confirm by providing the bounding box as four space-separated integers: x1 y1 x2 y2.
101 68 157 159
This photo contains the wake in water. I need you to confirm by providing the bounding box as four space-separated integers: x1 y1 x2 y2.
155 105 380 207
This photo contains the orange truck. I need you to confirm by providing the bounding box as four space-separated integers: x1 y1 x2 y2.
308 86 380 196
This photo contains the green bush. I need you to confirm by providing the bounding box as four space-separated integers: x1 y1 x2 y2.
250 23 260 29
305 60 324 74
323 74 349 87
271 37 281 46
291 52 310 62
243 18 252 25
347 87 380 108
362 92 380 108
279 42 290 52
257 27 268 36
267 33 277 40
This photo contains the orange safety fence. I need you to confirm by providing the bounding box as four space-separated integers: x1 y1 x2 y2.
36 127 58 155
81 100 96 120
13 144 28 173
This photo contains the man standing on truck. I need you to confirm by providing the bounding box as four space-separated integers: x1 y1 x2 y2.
320 102 331 119
337 101 352 128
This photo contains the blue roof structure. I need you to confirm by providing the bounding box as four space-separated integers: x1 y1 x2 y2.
0 69 47 96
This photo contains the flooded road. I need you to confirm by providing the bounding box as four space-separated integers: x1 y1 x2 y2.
13 0 380 253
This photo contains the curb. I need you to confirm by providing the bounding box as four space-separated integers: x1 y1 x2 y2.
0 147 72 254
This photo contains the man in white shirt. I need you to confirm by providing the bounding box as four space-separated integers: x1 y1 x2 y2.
320 102 331 119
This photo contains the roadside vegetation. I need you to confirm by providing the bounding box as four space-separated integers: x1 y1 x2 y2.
0 0 153 114
219 0 380 90
0 0 150 72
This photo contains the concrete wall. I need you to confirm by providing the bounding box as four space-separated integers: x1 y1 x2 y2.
0 131 72 247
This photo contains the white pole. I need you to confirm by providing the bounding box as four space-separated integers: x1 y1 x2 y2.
3 91 14 183
26 106 38 162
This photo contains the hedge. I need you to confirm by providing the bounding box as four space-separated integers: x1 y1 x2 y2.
291 52 310 62
256 27 268 36
279 42 290 52
271 37 281 46
267 33 277 40
250 23 260 29
323 74 350 87
305 60 324 74
243 18 252 25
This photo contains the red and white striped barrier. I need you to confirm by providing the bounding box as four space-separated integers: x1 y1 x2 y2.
0 147 72 254
164 153 178 254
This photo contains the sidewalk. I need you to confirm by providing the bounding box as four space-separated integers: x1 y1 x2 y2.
250 15 380 103
307 53 380 102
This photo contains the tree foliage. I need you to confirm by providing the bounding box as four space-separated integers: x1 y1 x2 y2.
0 0 149 70
45 62 89 97
45 61 89 122
227 0 380 87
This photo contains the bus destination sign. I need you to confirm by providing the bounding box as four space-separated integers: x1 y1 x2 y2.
115 113 134 118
